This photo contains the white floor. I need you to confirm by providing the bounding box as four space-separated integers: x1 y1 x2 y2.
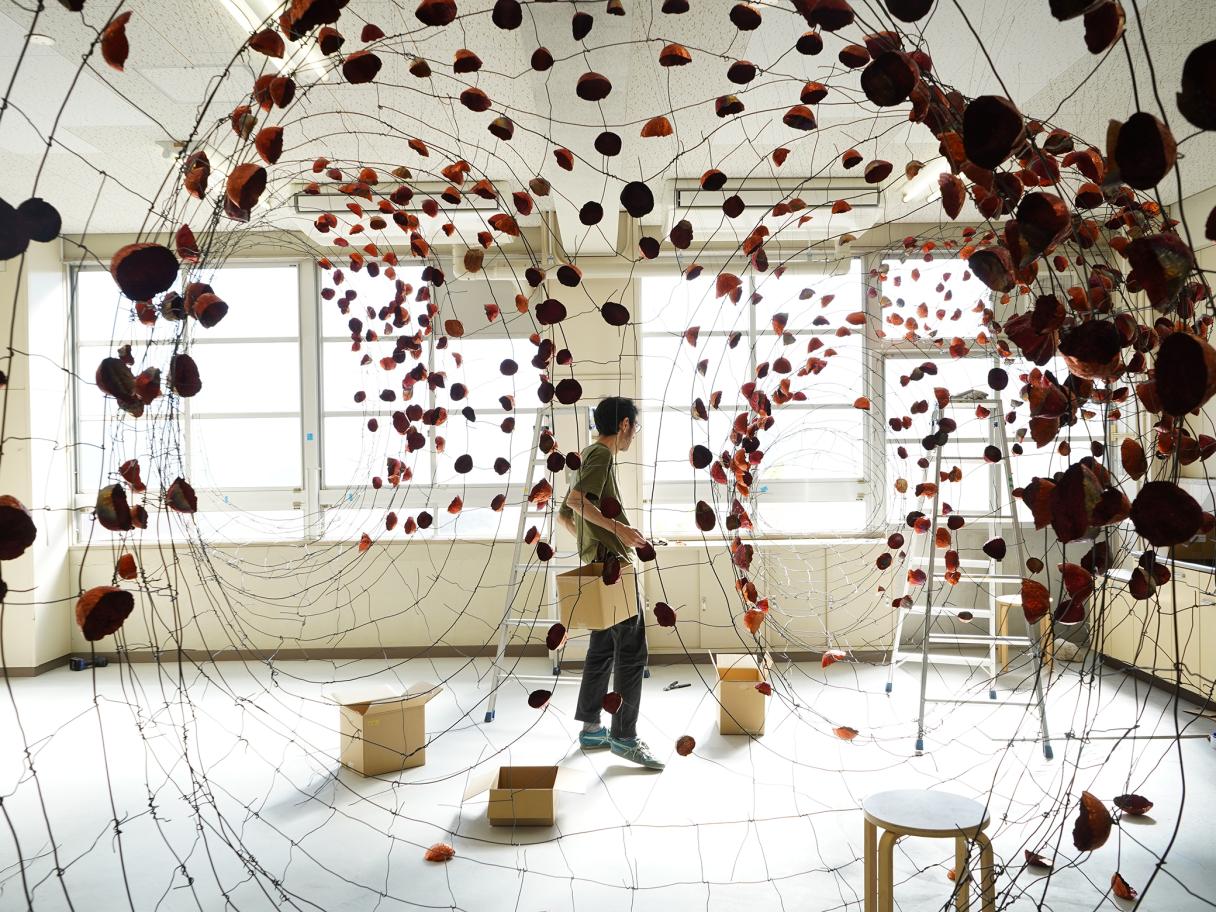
1 653 1213 911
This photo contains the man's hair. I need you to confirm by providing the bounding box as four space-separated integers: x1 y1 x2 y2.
593 396 638 436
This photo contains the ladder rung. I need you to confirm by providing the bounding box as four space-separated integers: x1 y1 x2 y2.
909 556 993 568
505 617 560 627
895 653 991 667
928 634 1030 645
919 705 1036 710
900 606 994 619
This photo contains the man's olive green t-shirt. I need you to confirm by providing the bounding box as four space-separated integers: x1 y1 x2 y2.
559 441 631 564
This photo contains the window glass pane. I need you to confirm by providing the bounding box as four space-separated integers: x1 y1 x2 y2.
191 416 301 488
759 409 864 480
322 415 432 489
74 268 165 343
752 333 863 404
640 275 745 336
319 504 523 540
189 342 300 413
754 500 867 535
639 335 751 411
76 418 166 495
883 356 996 439
192 509 308 541
437 338 537 410
751 260 863 331
882 258 991 339
319 266 425 338
191 265 299 339
642 408 734 483
435 412 537 485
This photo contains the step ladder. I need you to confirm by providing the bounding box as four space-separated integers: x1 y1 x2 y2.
884 389 1054 759
481 412 649 723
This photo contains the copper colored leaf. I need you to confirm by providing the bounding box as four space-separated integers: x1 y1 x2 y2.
1178 40 1216 131
110 243 179 301
834 725 859 740
1131 480 1202 546
165 477 198 514
602 692 623 714
1073 790 1113 852
527 689 552 709
96 484 133 532
654 601 676 626
1154 331 1216 416
1050 462 1102 543
1021 578 1051 624
675 735 695 756
424 843 455 863
940 173 966 219
75 586 134 641
0 495 37 560
101 11 132 71
1113 793 1153 815
742 608 764 634
963 96 1026 169
1120 437 1147 479
1084 1 1125 54
116 553 137 580
1111 873 1137 901
1114 112 1176 190
695 500 716 532
1024 850 1054 870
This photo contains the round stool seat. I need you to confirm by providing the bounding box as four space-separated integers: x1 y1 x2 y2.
862 789 989 839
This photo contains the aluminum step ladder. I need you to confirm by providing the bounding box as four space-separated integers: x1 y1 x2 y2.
481 413 649 723
884 389 1054 759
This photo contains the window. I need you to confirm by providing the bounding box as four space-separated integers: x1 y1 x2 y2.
640 260 871 537
317 268 537 540
878 258 1112 524
72 263 304 541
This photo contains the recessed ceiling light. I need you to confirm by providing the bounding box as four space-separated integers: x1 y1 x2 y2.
30 34 55 47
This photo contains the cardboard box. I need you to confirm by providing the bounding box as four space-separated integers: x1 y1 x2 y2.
326 682 442 776
714 653 768 736
556 562 638 631
463 765 587 827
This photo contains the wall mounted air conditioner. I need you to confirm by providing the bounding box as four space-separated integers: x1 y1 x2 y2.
292 183 542 248
667 179 883 244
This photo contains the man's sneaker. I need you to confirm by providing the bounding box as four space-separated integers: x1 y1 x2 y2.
609 736 665 770
579 726 610 750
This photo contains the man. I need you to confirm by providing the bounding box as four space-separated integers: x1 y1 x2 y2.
557 396 664 770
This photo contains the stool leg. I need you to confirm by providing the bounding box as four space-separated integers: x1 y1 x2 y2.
976 832 996 912
864 821 877 912
954 836 970 912
878 831 898 912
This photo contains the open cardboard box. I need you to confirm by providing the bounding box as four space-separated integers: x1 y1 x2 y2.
325 682 442 776
713 652 770 736
463 764 587 827
556 562 639 631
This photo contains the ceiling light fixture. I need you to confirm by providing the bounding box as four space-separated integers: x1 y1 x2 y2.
901 157 951 203
30 33 56 47
215 0 331 80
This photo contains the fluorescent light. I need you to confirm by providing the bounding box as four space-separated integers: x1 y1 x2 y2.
901 157 951 203
30 33 55 47
216 0 331 80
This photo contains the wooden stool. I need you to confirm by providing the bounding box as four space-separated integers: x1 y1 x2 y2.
995 594 1054 673
863 789 995 912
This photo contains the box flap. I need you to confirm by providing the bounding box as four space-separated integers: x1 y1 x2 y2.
325 681 442 715
712 652 762 682
462 764 587 800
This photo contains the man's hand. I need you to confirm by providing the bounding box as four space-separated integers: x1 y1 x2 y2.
613 522 648 549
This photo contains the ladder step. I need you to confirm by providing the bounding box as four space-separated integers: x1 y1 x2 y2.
505 617 561 627
900 606 994 619
928 634 1029 645
908 556 993 568
919 705 1036 710
894 652 992 667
